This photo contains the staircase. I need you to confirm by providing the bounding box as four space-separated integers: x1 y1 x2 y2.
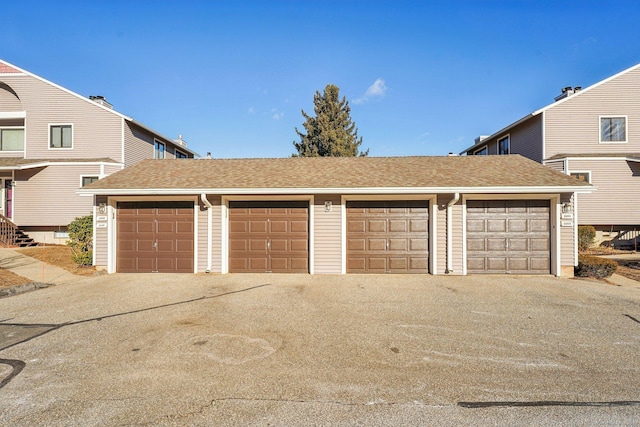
0 214 38 248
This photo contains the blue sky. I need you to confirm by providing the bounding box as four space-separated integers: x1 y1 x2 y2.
3 0 640 158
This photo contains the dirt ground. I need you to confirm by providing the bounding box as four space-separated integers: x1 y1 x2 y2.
16 246 96 276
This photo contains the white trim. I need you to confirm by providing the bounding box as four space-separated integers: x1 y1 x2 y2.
0 160 123 172
446 193 460 273
573 194 579 267
430 198 437 275
340 194 436 275
0 111 26 119
200 194 214 272
498 134 510 155
107 201 115 274
47 123 74 150
599 115 628 144
340 198 346 274
222 195 314 274
79 185 595 196
462 193 563 276
545 156 640 163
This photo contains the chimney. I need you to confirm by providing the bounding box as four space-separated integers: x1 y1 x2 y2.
474 135 488 144
206 152 212 159
174 134 187 147
89 95 112 109
554 86 581 102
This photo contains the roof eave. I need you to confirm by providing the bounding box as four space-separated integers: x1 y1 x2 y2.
78 185 596 196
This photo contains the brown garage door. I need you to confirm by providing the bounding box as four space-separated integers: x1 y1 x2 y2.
346 200 429 274
117 201 194 273
228 201 309 273
466 200 550 274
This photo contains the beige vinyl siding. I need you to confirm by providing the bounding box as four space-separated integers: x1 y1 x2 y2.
14 164 100 226
197 199 208 272
0 75 122 161
0 83 23 110
104 164 123 175
545 160 565 172
568 158 640 225
313 195 342 274
560 193 575 268
124 122 155 166
435 195 463 275
509 115 543 162
545 67 640 157
94 195 108 267
209 196 222 273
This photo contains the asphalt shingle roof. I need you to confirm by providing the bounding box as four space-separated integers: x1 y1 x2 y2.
82 155 592 193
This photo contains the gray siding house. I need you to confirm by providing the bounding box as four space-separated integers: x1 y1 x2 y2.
461 63 640 247
80 155 593 277
0 59 198 245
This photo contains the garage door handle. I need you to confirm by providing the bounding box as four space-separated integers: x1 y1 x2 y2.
267 241 271 250
153 241 158 249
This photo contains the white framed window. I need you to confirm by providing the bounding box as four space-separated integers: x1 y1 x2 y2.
569 171 591 184
49 124 73 148
80 175 99 187
154 140 165 159
600 116 627 143
0 127 25 151
473 146 487 155
175 149 187 159
498 135 510 155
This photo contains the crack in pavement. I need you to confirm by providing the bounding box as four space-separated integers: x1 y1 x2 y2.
0 283 272 390
458 400 640 408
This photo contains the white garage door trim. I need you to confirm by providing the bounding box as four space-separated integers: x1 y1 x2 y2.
462 194 561 276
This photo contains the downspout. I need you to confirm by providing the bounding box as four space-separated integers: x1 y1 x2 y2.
200 194 213 273
445 193 460 274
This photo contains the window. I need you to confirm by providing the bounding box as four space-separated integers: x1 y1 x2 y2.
175 149 187 159
0 128 24 151
154 140 165 159
81 176 99 187
570 172 591 183
473 146 487 155
50 124 73 148
600 116 626 143
498 135 510 155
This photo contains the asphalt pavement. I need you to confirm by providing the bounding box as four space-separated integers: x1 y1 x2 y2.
1 272 639 426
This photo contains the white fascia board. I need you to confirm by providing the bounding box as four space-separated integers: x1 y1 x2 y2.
0 111 26 119
545 156 640 163
0 160 123 171
78 185 596 196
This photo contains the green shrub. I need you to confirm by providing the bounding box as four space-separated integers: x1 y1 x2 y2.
67 215 93 266
577 225 596 251
575 255 617 279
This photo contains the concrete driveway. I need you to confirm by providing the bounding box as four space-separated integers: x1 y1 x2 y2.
1 273 639 426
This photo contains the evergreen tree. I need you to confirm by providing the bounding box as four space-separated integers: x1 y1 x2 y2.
293 84 368 157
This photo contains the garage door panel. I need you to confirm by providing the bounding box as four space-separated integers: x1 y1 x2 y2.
466 200 550 274
530 219 550 232
290 220 308 233
487 238 507 251
467 219 485 233
368 219 387 232
270 239 288 252
348 220 366 233
369 238 386 251
531 238 550 251
290 239 308 252
389 220 407 232
137 221 154 233
410 219 428 232
367 257 387 271
249 220 268 233
388 257 408 270
508 219 528 232
410 238 428 251
348 238 366 251
388 238 407 251
410 257 429 270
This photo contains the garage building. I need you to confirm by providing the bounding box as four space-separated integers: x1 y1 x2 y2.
81 155 593 276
